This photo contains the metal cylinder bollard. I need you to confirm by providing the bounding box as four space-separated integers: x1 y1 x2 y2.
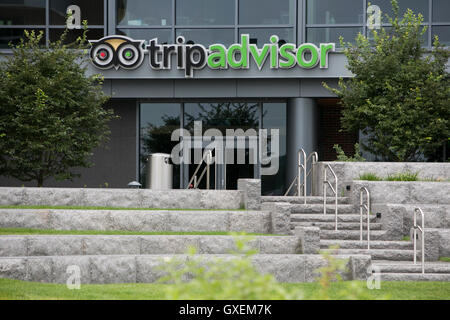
146 153 173 190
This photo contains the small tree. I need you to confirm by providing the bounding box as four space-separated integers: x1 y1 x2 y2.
0 25 114 186
325 0 450 162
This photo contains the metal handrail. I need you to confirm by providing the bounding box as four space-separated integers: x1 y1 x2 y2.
413 207 425 274
186 150 213 190
284 149 318 204
359 187 371 250
323 164 338 231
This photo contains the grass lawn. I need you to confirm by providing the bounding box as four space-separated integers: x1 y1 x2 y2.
440 257 450 262
0 205 245 211
0 228 280 236
0 278 449 300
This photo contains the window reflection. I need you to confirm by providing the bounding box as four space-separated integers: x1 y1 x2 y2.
176 29 234 46
369 0 429 21
307 27 362 46
176 0 235 25
433 0 450 23
50 0 104 25
239 28 294 45
239 0 295 25
117 29 172 44
0 0 46 25
307 0 364 24
117 0 172 26
140 103 181 188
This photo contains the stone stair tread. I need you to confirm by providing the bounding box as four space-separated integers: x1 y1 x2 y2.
371 263 450 274
262 196 350 204
374 273 450 281
293 222 382 230
320 240 413 250
291 214 377 223
320 230 388 240
320 248 418 261
290 204 356 214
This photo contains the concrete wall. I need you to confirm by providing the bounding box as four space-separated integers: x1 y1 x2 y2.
314 162 450 196
0 188 243 209
0 99 137 188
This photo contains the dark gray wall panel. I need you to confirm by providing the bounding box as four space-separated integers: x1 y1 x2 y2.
111 80 175 98
237 79 300 97
174 79 237 98
300 79 338 97
0 99 137 188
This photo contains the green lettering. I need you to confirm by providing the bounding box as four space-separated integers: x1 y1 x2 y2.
320 43 335 68
297 44 319 69
279 44 296 68
207 44 227 69
249 45 270 69
227 34 249 69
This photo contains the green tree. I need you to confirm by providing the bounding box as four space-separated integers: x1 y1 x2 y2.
0 25 114 186
325 0 450 161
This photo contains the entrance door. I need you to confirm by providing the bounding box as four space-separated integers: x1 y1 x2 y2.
182 102 260 190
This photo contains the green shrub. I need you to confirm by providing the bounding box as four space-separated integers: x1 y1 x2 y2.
385 171 419 181
358 173 382 181
334 143 366 162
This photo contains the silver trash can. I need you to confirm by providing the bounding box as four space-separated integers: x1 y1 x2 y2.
146 153 173 190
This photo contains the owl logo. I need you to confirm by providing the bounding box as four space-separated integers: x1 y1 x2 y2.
89 35 145 70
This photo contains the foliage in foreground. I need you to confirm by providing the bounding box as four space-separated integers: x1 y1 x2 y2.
157 236 386 300
325 0 450 162
0 24 114 186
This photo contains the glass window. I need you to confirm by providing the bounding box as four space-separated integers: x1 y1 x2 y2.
50 0 104 25
117 29 172 44
176 28 234 46
370 0 429 22
49 28 104 43
433 0 450 23
239 28 294 45
0 0 46 25
117 0 172 26
307 0 364 24
184 102 259 135
239 0 295 25
262 102 286 196
0 28 44 48
307 27 362 46
433 26 450 46
176 0 235 26
140 103 181 188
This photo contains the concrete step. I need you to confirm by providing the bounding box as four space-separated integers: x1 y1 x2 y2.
321 240 414 250
291 214 378 223
375 273 450 281
320 230 389 240
0 254 368 284
320 248 416 261
262 196 350 204
0 235 301 257
0 209 271 234
289 204 357 214
372 263 450 274
293 222 382 230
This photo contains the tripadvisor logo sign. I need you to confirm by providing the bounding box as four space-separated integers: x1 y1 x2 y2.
90 34 335 77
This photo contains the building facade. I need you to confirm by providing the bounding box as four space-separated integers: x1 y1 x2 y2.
0 0 449 194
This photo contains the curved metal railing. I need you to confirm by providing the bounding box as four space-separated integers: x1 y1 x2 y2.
323 164 338 230
284 149 318 204
413 207 425 274
359 187 371 250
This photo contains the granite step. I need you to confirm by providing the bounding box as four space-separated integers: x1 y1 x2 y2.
0 254 367 284
375 273 450 281
291 214 377 223
293 222 382 230
289 204 357 214
320 230 389 240
320 248 416 261
321 240 413 250
262 196 350 204
0 209 271 234
0 235 301 257
371 262 450 274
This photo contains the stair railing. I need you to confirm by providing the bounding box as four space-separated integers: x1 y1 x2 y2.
413 207 425 274
186 150 214 190
284 149 318 204
359 187 371 250
323 164 338 231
